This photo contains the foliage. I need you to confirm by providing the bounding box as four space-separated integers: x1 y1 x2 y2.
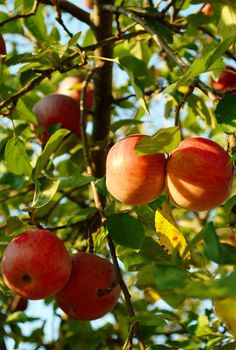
0 0 236 349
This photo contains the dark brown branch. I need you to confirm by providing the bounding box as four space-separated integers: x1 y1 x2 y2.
39 0 92 28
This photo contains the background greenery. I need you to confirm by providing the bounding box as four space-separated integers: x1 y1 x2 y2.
0 0 236 349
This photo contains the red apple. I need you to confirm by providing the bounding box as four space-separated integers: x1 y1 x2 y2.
211 66 236 94
165 137 234 211
83 0 94 9
55 253 121 321
33 93 81 143
57 75 94 110
2 229 72 300
200 3 213 16
105 134 166 205
0 33 6 63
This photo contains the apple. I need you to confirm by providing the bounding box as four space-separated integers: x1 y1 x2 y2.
55 253 121 321
2 229 72 300
200 3 213 16
0 33 6 62
165 137 234 211
212 66 236 94
33 93 81 143
57 75 94 110
83 0 94 10
105 134 166 205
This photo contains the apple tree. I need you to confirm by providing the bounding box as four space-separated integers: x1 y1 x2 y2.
0 1 236 349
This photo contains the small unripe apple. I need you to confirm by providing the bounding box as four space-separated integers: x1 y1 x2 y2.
33 93 81 143
105 134 166 205
2 229 72 300
0 33 6 62
200 3 213 16
212 66 236 94
57 75 94 110
165 137 234 211
55 253 121 321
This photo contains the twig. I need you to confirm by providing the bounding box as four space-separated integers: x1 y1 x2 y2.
102 4 218 102
175 82 195 129
0 0 40 27
39 0 93 28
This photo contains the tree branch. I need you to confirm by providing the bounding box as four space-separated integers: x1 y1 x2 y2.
39 0 92 28
102 4 219 102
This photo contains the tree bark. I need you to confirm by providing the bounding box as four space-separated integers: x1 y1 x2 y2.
91 0 114 178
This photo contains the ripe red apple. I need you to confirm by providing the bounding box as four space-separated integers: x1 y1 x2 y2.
57 75 94 110
200 3 213 16
2 229 72 300
55 253 121 321
33 93 81 143
165 137 234 211
105 134 166 205
212 66 236 94
0 33 6 62
83 0 94 9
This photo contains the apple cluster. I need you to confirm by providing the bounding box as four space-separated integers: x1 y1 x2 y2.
2 229 121 321
33 75 94 144
106 135 234 212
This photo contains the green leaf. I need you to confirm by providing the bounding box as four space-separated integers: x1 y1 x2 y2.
132 311 165 327
140 237 171 262
219 5 236 40
107 213 145 249
12 98 36 123
32 177 60 208
109 119 143 133
68 32 82 47
137 263 188 291
5 137 32 177
177 36 236 86
58 175 94 190
66 208 98 226
188 95 216 128
5 216 24 236
32 129 70 180
135 126 181 155
215 94 236 134
119 56 149 114
203 222 222 263
220 243 236 265
6 311 38 323
146 18 173 44
24 4 47 42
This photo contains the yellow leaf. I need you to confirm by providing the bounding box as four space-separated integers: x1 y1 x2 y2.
144 288 161 303
215 297 236 339
155 202 190 259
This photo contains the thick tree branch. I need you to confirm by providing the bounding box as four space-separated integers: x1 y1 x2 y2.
90 0 114 178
